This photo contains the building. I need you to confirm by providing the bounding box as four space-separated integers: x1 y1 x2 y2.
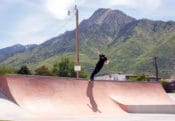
95 73 160 82
95 73 127 81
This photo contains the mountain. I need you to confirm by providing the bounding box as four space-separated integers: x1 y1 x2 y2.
108 19 175 77
0 44 37 62
1 8 175 77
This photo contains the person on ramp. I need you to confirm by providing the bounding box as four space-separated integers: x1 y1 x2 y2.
90 49 109 81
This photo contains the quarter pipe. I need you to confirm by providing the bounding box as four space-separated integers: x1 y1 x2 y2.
0 75 175 117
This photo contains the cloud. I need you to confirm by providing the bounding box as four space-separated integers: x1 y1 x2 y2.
108 0 162 10
1 0 173 49
45 0 75 19
81 0 162 11
8 14 75 46
9 13 55 45
0 0 77 49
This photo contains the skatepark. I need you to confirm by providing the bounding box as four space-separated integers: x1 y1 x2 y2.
1 74 175 121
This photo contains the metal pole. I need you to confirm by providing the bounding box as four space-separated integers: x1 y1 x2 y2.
75 5 80 79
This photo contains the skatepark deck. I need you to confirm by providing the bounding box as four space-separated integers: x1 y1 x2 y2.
0 75 175 117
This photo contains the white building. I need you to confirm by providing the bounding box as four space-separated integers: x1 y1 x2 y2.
95 73 127 81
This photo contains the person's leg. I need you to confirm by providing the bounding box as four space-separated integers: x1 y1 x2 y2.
90 71 95 81
90 68 99 81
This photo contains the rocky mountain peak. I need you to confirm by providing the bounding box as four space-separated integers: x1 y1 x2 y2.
81 8 135 27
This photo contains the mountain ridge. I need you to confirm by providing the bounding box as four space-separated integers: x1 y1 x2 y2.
1 8 175 77
0 44 37 62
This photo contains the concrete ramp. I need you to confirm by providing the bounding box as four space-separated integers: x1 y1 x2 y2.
0 75 175 117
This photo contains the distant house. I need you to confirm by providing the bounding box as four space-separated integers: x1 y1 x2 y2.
95 73 160 82
95 73 127 81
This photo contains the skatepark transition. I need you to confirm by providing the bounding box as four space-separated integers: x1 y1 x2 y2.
0 74 175 117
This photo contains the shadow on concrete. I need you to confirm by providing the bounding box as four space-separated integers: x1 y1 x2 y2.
86 81 101 113
0 75 18 104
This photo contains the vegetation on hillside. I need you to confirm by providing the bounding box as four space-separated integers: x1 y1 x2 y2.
0 65 16 75
0 56 89 78
1 9 175 78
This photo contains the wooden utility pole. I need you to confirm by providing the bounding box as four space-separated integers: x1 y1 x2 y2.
75 5 80 79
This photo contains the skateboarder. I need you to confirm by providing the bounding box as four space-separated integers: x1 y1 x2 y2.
90 49 109 81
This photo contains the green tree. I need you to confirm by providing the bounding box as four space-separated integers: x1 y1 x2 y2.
35 65 53 76
52 56 89 78
79 66 89 78
0 65 16 75
17 65 31 75
128 74 147 81
53 57 75 77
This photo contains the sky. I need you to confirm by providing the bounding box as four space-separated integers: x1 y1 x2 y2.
0 0 175 49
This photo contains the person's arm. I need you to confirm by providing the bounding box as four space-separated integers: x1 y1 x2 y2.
104 56 110 64
95 48 100 55
105 60 110 64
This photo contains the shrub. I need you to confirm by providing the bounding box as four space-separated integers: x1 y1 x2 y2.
128 74 147 81
35 65 53 76
17 65 31 75
0 65 16 75
52 56 89 78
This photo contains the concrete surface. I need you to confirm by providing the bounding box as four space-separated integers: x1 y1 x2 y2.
0 75 175 121
51 114 175 121
0 92 36 121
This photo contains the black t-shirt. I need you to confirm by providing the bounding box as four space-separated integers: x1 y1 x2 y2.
95 54 107 70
